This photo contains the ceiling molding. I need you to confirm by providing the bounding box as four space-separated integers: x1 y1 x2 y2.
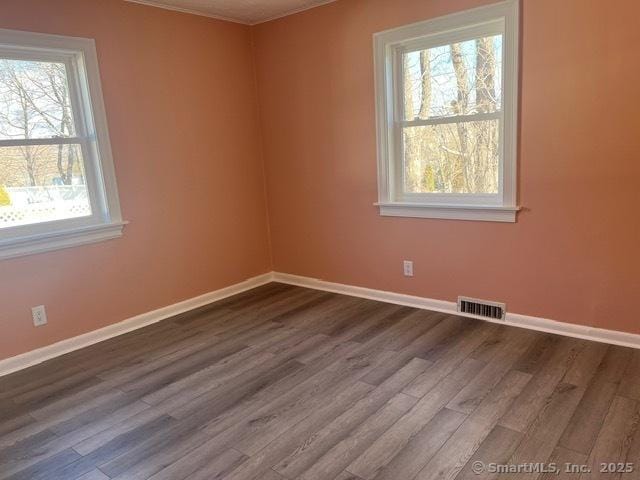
125 0 251 25
124 0 339 25
251 0 338 25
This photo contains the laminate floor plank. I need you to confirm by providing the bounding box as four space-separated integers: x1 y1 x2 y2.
511 333 561 375
1 283 637 480
72 406 166 456
220 381 373 480
167 336 350 421
559 380 619 456
352 314 460 387
346 305 416 344
502 382 587 480
368 407 467 480
347 376 467 479
2 414 175 480
381 310 444 352
623 420 640 480
75 470 110 480
0 448 82 480
190 343 362 441
335 471 365 480
326 303 411 344
143 348 276 409
617 350 640 401
470 325 534 364
0 320 181 395
1 391 143 447
272 294 364 330
562 342 609 387
455 425 524 480
169 357 306 422
99 416 216 479
582 396 640 480
403 321 498 398
412 370 532 480
148 446 247 480
541 447 588 480
273 357 430 479
498 337 585 433
447 328 536 415
558 344 635 456
231 348 394 456
0 397 151 476
296 392 418 480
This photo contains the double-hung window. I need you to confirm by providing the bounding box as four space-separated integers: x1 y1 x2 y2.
0 29 123 259
374 0 519 222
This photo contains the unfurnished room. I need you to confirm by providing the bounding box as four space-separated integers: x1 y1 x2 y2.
0 0 639 479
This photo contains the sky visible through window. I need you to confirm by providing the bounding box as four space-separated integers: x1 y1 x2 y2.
401 35 503 194
404 35 503 119
0 59 76 140
0 58 90 228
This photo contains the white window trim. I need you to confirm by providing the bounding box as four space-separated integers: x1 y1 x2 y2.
0 28 125 260
373 0 520 222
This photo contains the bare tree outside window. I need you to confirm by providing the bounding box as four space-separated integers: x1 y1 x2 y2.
402 35 502 195
0 58 90 228
0 29 123 258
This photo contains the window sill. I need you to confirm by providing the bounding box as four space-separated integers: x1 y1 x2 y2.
0 221 128 260
376 202 520 222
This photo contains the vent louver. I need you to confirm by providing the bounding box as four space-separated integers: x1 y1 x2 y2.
458 296 506 320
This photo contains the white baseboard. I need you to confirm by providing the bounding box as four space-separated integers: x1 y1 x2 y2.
0 272 274 377
272 272 640 350
3 269 637 378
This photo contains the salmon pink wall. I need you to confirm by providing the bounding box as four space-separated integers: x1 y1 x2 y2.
252 0 640 333
2 0 639 363
0 0 272 360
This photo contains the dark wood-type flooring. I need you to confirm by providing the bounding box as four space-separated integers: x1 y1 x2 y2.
1 283 640 480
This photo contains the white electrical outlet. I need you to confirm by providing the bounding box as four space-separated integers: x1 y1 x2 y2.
32 305 47 327
403 260 414 277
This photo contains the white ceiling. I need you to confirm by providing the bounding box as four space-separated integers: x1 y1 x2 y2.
126 0 338 25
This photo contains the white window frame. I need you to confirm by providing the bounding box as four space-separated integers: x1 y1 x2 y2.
0 28 125 259
373 0 520 222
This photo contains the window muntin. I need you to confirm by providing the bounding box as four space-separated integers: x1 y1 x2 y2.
0 29 123 259
0 58 92 228
400 35 503 197
374 1 519 222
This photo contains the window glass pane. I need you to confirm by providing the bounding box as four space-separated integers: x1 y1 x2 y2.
403 119 499 194
403 35 503 120
0 144 91 228
0 58 76 140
